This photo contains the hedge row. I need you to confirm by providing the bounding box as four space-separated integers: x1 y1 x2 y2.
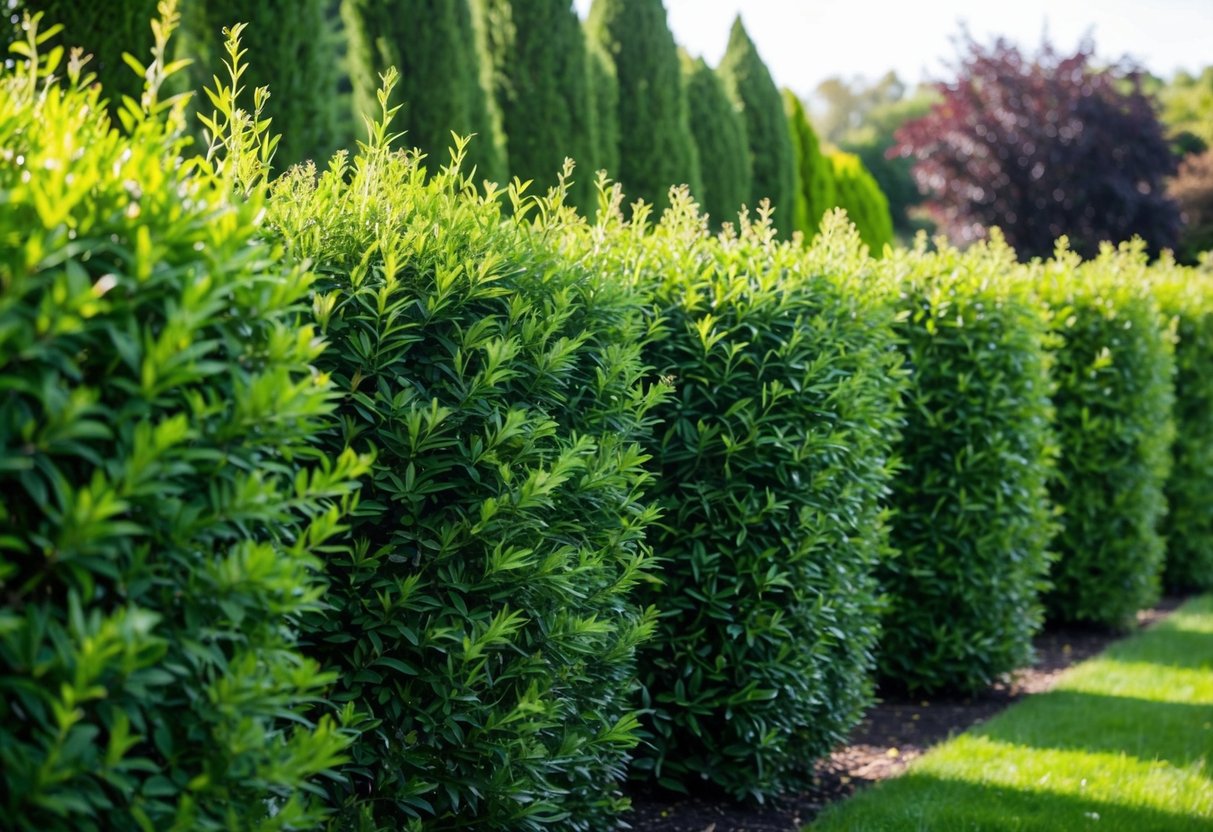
2 22 1212 831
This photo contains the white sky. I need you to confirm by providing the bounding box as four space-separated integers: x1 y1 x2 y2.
573 0 1213 97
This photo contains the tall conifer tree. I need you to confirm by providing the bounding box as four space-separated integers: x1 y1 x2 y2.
586 33 621 188
477 0 596 211
718 16 797 237
342 0 506 182
829 150 895 253
682 53 751 228
784 89 837 237
586 0 701 211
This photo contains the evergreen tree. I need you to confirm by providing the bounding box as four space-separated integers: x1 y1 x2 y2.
186 0 344 168
829 150 895 253
477 0 596 211
718 16 797 237
784 89 836 237
682 52 751 228
586 33 620 187
342 0 506 182
13 0 157 112
586 0 700 211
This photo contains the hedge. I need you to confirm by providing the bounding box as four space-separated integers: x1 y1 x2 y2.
574 202 905 799
0 16 369 830
266 77 667 830
1039 242 1176 628
876 238 1057 695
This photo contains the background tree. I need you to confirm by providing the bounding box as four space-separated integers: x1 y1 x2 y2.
341 0 506 182
784 89 835 237
682 52 750 228
586 33 621 188
1156 66 1213 157
829 151 894 253
718 16 797 237
477 0 596 212
1170 150 1213 263
893 35 1182 259
586 0 700 211
813 70 906 146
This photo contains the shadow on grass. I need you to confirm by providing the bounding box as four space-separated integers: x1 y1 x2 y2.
1100 627 1213 671
972 690 1213 770
813 772 1213 831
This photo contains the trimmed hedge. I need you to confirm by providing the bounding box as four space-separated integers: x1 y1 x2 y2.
876 239 1057 695
0 18 369 831
1154 263 1213 591
266 83 667 830
576 202 905 799
1039 243 1176 628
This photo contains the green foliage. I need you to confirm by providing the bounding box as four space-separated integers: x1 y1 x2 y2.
477 0 597 213
1153 265 1213 591
266 82 667 829
586 33 621 185
586 0 701 212
0 12 369 829
1038 243 1176 628
577 201 904 799
877 239 1057 695
341 0 506 183
783 89 835 237
828 150 895 254
180 0 345 169
682 53 750 229
1158 66 1213 155
717 17 797 238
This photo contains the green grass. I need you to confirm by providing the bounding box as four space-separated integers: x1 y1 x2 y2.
809 595 1213 831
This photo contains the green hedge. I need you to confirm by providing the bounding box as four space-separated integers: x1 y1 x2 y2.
1154 263 1213 591
266 82 667 830
876 239 1057 694
1039 243 1176 628
576 203 905 799
0 19 369 830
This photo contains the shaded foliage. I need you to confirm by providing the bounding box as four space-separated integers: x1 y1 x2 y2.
1170 150 1213 263
784 89 835 237
682 52 751 229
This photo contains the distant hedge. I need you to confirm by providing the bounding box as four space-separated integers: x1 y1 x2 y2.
1040 243 1176 628
877 239 1056 694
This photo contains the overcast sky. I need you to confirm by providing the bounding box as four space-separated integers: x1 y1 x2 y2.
573 0 1213 97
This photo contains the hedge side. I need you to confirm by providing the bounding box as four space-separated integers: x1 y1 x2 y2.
266 87 667 830
876 239 1057 694
1039 243 1176 628
0 19 369 830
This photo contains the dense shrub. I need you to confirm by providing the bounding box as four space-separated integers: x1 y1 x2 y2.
586 33 621 184
576 202 905 799
1170 149 1213 264
1039 243 1176 628
876 239 1057 694
783 89 835 237
1154 265 1213 591
718 17 797 238
682 53 751 229
0 16 369 830
265 81 667 830
829 151 895 253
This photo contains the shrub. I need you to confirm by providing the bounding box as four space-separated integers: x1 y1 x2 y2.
1170 149 1213 264
783 89 835 237
1153 264 1213 591
0 13 369 830
876 238 1057 695
682 52 751 229
586 34 621 183
1038 242 1176 628
829 151 895 254
577 201 904 799
265 81 667 830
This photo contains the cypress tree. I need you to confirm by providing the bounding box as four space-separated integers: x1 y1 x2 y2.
477 0 596 211
586 33 620 187
784 89 836 237
718 16 798 237
829 150 895 253
586 0 701 212
186 0 344 169
682 52 751 228
342 0 506 182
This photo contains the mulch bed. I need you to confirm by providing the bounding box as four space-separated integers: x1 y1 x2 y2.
623 597 1185 832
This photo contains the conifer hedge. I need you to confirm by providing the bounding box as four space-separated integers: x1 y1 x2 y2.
829 150 895 254
877 240 1057 695
1040 243 1176 628
0 16 369 830
784 90 836 238
682 53 751 229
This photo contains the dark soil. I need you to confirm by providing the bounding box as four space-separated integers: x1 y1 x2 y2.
623 597 1184 832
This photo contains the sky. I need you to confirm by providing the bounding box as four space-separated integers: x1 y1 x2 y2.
572 0 1213 99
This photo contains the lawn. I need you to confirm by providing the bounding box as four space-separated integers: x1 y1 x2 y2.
809 595 1213 831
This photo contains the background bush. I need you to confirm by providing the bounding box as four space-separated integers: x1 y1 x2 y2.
266 87 667 830
1154 264 1213 591
876 239 1056 695
0 17 368 830
577 201 904 800
1039 243 1176 628
828 150 895 254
